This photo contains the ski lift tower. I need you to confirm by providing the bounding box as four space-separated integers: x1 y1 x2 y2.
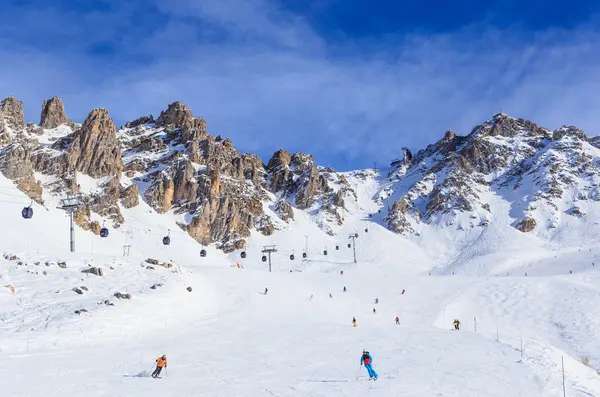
58 194 83 253
262 245 278 272
349 233 359 263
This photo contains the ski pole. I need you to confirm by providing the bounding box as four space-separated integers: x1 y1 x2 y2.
165 367 168 378
356 365 362 380
148 363 155 377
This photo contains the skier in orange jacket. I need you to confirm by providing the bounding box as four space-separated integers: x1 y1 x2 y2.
152 354 168 378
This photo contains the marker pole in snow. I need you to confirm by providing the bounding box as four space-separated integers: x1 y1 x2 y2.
349 233 358 263
562 356 566 397
304 235 308 257
474 317 477 332
520 339 523 360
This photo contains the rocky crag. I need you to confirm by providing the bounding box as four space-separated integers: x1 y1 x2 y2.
383 113 600 237
0 97 351 250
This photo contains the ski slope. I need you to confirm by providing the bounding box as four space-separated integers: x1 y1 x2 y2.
1 172 600 396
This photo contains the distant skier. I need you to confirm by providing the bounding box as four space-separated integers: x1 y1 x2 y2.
329 293 333 298
151 354 167 378
264 287 268 295
372 308 376 315
360 350 378 380
309 294 314 300
395 316 400 325
401 289 405 295
340 271 344 275
343 286 347 292
375 298 379 304
453 319 460 330
352 317 357 327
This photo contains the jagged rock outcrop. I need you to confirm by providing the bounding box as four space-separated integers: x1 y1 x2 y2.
144 172 174 213
266 149 292 192
266 150 329 210
124 115 154 129
0 96 24 130
40 96 74 129
0 143 43 202
382 112 600 236
67 109 123 178
120 184 139 208
291 154 328 209
274 199 294 222
156 101 194 128
255 215 274 235
516 218 537 232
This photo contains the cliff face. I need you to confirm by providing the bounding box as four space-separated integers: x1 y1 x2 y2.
383 113 600 237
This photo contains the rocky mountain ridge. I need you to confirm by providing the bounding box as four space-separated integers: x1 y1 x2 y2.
2 95 598 252
0 96 351 251
382 113 600 239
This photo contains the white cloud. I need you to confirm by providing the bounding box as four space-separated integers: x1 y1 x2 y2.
1 1 600 170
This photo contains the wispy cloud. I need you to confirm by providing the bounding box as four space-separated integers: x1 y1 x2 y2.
1 0 599 170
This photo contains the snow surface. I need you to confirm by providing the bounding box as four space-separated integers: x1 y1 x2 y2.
1 171 600 396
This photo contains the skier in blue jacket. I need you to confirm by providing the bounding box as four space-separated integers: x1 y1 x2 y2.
360 350 378 380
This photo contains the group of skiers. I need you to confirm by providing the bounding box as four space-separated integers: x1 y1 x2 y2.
229 277 461 383
150 281 462 382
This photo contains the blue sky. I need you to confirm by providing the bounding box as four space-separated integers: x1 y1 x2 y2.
1 0 600 170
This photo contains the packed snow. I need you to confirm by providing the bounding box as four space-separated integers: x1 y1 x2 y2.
1 171 600 396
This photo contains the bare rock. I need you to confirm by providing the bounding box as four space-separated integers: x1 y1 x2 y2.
516 217 537 232
146 266 155 270
58 261 67 269
40 96 74 129
81 267 104 276
274 199 294 222
186 286 193 292
67 108 124 178
0 123 11 144
172 158 198 204
114 292 132 300
90 220 101 235
231 154 266 185
0 96 24 129
144 172 174 213
145 258 159 265
444 130 456 141
255 215 274 236
73 287 84 294
0 143 43 202
120 184 139 208
156 101 194 128
266 149 292 192
181 117 208 142
124 115 155 128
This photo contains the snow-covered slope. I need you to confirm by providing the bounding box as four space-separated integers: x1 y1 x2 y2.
2 168 600 396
